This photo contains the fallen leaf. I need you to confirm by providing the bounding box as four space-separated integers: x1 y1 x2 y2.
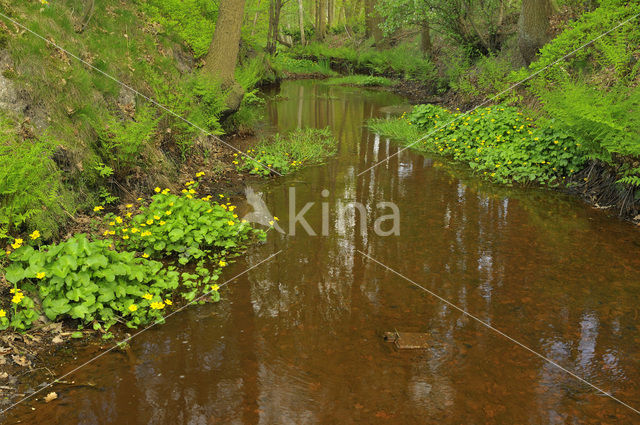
11 355 31 367
52 335 63 344
44 392 57 403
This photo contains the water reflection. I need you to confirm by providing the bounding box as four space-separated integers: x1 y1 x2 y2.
6 80 640 424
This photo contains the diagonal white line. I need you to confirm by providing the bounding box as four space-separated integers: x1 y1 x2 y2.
0 249 282 415
0 11 282 176
356 249 640 416
358 12 640 177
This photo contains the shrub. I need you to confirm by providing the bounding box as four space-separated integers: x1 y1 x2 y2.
369 104 588 185
234 128 337 176
0 116 64 241
4 234 181 330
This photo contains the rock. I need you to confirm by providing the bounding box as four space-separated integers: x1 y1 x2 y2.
117 86 136 109
44 392 57 403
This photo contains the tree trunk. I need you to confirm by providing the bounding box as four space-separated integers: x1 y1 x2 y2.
203 0 246 111
251 0 262 35
298 0 306 45
268 0 284 53
316 0 327 40
420 19 432 58
364 0 382 43
518 0 556 65
204 0 245 87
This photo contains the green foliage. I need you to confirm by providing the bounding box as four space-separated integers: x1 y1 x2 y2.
4 234 181 330
235 128 337 176
0 116 63 241
370 104 588 185
93 106 159 172
104 182 263 264
520 0 640 92
138 0 218 58
539 82 640 162
271 55 337 76
288 42 438 81
324 75 394 87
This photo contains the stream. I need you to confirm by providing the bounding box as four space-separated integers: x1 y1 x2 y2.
6 80 640 424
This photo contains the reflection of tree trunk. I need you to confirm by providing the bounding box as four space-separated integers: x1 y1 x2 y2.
298 0 306 45
297 85 304 128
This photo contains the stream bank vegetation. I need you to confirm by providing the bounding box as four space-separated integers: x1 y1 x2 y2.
234 128 337 176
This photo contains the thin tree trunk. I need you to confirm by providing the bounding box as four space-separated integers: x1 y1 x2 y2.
518 0 556 65
298 0 306 45
251 0 262 35
420 19 432 58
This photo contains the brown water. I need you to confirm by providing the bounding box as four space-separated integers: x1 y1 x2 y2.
6 80 640 424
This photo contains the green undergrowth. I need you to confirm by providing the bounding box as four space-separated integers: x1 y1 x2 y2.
369 104 588 185
271 55 337 76
1 174 268 333
234 128 337 177
324 75 394 87
287 42 438 81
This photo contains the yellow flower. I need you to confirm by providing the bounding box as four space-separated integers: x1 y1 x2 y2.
186 194 192 199
188 189 196 194
218 194 224 198
126 212 132 218
122 228 129 233
29 230 40 240
227 221 235 226
165 211 172 215
0 310 5 318
146 219 153 225
212 284 220 291
228 206 236 211
11 238 23 250
128 304 138 312
126 204 133 208
273 216 279 221
142 253 149 258
269 221 274 226
36 272 46 279
108 230 115 235
5 250 10 256
162 188 170 195
143 293 152 300
115 216 123 224
154 187 161 193
165 299 173 306
152 215 160 220
137 197 143 201
108 221 115 226
141 231 152 237
219 260 227 267
131 228 139 233
93 206 104 212
11 293 23 304
150 301 165 310
159 221 166 226
122 235 129 240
